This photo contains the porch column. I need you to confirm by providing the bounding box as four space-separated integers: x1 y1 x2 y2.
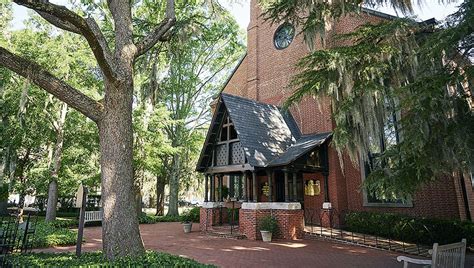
242 172 248 202
204 174 209 202
218 174 223 201
252 170 257 202
292 171 297 202
323 171 330 202
267 170 273 202
283 170 289 202
210 174 215 202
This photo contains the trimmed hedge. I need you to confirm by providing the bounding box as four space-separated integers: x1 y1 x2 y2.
8 251 214 267
344 211 474 246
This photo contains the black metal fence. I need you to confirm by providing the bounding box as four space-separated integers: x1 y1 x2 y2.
0 210 38 266
303 207 431 257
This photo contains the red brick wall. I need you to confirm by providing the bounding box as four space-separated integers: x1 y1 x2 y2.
239 209 304 240
200 207 229 231
220 0 470 222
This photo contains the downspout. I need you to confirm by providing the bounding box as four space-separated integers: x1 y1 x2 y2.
459 172 472 221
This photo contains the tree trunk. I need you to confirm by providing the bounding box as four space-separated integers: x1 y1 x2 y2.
46 102 68 222
45 180 58 221
155 175 165 216
167 154 180 216
135 185 143 218
99 81 145 259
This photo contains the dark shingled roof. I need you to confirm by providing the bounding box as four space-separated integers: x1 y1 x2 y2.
266 132 332 167
222 93 297 167
196 93 331 170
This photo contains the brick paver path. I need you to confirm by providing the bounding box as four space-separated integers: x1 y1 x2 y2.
37 223 473 268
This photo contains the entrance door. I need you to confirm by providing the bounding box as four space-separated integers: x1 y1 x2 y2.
274 170 285 202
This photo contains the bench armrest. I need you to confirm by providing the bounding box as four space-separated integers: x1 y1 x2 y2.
397 256 432 266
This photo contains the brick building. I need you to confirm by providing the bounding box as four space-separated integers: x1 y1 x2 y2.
196 0 474 240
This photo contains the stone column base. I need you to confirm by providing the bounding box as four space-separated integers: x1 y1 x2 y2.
239 202 304 240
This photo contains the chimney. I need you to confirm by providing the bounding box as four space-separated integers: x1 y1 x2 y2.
246 0 260 101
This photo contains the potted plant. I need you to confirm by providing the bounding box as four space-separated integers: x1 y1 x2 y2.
181 207 200 233
259 215 278 242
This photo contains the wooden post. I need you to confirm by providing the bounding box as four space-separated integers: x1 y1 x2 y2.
76 186 88 257
284 170 289 202
293 171 297 202
252 171 257 202
210 175 215 202
204 174 209 202
242 172 247 202
218 174 223 201
267 170 273 202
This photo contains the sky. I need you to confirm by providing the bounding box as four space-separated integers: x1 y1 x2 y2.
11 1 462 31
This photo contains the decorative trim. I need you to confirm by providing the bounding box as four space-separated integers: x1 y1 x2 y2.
241 202 301 210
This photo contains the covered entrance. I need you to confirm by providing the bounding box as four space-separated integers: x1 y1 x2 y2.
196 94 332 240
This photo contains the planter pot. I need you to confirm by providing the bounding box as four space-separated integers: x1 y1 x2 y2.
183 222 192 233
260 230 272 242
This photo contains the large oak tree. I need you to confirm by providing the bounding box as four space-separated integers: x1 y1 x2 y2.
0 0 176 259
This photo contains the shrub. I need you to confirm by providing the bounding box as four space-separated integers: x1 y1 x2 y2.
138 214 182 224
344 211 474 246
8 251 214 267
187 207 200 223
28 221 78 248
0 184 9 202
259 215 278 233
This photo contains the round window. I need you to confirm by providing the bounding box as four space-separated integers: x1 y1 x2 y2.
274 24 295 49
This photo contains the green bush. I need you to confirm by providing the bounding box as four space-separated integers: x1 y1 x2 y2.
344 211 474 246
138 214 182 224
0 184 9 202
180 207 200 223
28 221 78 248
259 215 278 233
187 207 200 223
8 251 214 267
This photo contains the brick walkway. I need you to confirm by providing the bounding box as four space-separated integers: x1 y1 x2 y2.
36 223 473 268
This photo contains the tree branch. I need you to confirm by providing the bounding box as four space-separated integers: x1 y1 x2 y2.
13 0 116 82
0 47 103 122
135 0 176 57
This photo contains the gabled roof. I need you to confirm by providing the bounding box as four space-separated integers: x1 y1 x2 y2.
196 93 332 171
222 93 297 167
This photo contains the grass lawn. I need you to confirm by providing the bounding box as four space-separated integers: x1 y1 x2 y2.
9 251 214 267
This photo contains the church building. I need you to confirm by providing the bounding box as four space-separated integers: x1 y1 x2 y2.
196 0 474 240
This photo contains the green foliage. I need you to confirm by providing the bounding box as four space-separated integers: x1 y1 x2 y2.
138 214 182 224
8 251 214 267
344 211 474 246
0 184 8 201
259 215 279 233
27 221 77 248
187 207 201 223
180 207 200 223
266 0 474 196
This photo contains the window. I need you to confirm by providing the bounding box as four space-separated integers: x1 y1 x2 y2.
274 24 295 49
362 102 412 207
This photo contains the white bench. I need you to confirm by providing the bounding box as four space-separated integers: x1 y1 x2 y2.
397 239 466 268
84 211 103 223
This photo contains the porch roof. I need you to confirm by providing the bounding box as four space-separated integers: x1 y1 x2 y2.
196 93 332 172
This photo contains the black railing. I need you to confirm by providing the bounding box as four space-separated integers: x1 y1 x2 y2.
303 208 430 257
